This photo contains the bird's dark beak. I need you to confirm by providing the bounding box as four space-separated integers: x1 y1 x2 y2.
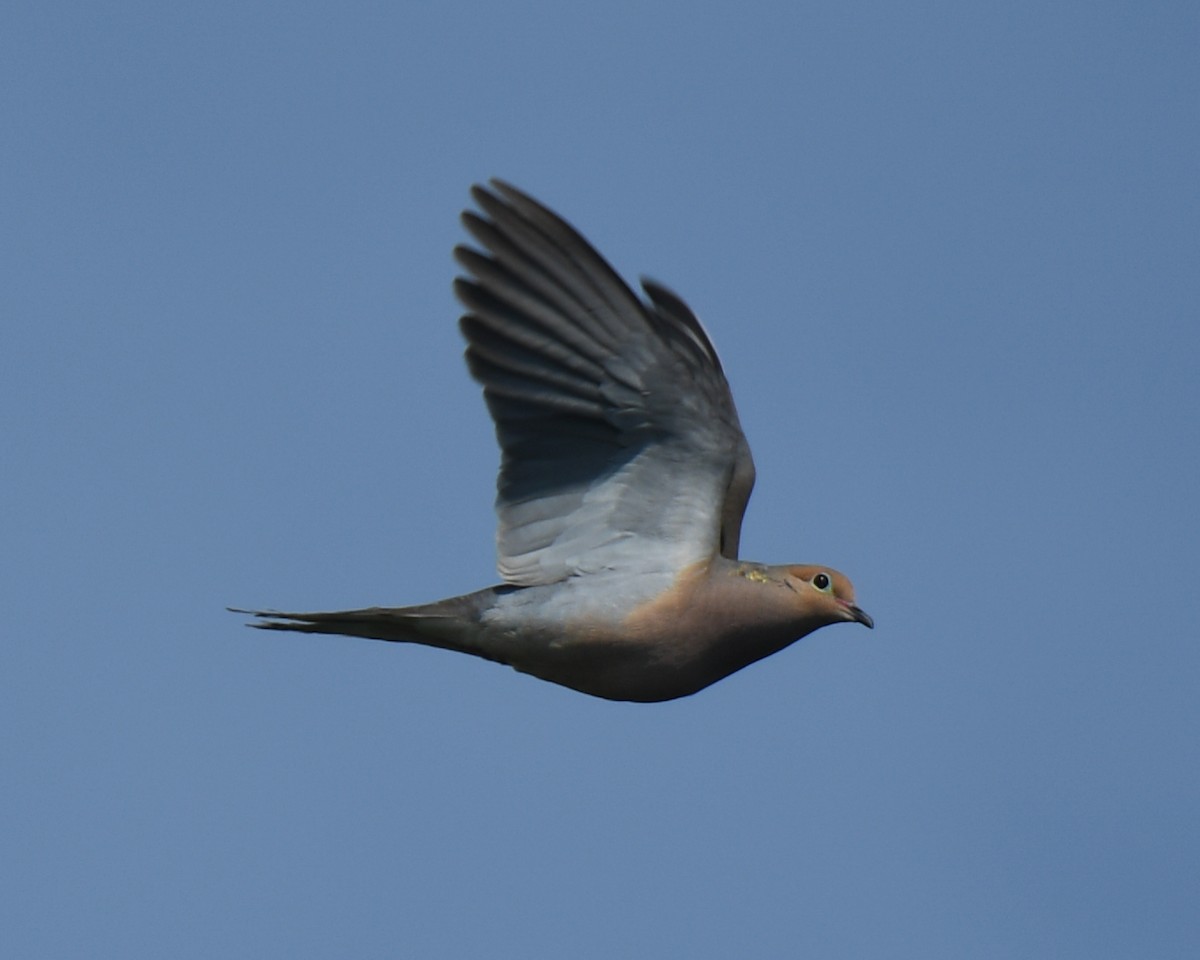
843 603 874 629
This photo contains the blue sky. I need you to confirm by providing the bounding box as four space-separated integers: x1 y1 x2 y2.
4 2 1198 956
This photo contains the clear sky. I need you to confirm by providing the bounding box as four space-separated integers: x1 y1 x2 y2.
4 2 1198 957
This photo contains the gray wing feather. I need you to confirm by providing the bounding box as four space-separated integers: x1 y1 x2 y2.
457 180 756 586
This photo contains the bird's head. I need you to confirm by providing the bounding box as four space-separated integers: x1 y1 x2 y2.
784 564 874 629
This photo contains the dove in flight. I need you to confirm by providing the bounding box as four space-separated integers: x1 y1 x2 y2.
235 181 872 702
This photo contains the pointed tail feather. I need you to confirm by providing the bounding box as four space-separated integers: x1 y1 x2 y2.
228 593 508 665
229 606 453 643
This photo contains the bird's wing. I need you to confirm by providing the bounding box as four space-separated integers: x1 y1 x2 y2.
456 181 756 587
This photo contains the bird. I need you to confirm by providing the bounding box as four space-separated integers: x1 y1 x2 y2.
234 180 872 702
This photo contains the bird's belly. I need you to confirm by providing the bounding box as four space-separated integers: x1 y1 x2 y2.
497 617 797 703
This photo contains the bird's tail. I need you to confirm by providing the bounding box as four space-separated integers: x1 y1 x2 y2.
229 591 504 662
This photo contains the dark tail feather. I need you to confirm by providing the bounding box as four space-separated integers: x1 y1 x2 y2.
228 593 507 664
228 605 459 643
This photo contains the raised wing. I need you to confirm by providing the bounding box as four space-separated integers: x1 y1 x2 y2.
455 181 756 586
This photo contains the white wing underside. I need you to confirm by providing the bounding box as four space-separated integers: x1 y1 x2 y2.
456 181 756 587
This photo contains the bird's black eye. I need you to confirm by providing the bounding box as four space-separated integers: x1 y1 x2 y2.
812 572 832 592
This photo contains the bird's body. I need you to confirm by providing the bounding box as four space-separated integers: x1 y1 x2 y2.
238 182 872 701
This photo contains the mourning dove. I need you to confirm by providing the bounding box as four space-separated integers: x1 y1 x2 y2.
236 181 872 702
